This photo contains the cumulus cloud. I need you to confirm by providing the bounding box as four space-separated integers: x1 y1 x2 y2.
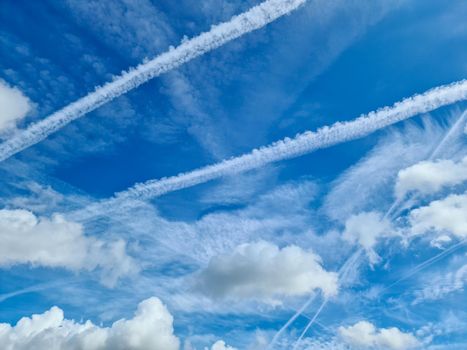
208 340 237 350
409 193 467 238
0 209 137 286
0 297 179 350
395 156 467 199
338 321 421 350
342 211 394 265
0 79 31 132
195 241 338 302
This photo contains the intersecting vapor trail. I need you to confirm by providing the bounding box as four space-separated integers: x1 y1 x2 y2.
272 110 467 349
0 0 306 163
267 249 363 349
113 80 467 204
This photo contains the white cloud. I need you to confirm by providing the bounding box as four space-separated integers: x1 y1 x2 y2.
208 340 237 350
395 156 467 198
0 297 180 350
409 193 467 238
342 211 394 265
196 241 338 302
413 264 467 304
338 321 421 350
430 234 452 249
0 209 137 286
0 79 31 131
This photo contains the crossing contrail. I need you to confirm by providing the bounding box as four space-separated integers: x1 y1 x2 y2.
271 109 467 349
113 80 467 203
0 0 306 162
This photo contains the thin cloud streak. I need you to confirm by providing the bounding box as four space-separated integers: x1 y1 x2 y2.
114 80 467 203
0 0 306 162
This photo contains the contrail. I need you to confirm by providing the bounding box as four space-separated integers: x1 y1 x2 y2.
267 249 363 349
112 80 467 204
380 238 467 295
278 111 467 348
292 299 328 350
0 0 306 162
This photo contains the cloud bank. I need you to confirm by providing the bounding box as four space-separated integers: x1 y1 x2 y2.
0 297 179 350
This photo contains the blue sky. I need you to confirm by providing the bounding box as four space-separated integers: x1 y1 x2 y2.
0 0 466 349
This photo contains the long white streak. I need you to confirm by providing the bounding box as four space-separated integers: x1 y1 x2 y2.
380 239 467 295
0 0 306 162
0 281 66 303
113 80 467 204
288 250 363 349
267 295 315 349
431 110 467 159
292 299 328 350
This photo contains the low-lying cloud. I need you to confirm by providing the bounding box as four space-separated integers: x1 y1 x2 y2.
196 241 338 302
0 297 179 350
0 209 137 286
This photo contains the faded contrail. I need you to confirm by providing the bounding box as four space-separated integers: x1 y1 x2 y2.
0 0 306 162
113 80 467 204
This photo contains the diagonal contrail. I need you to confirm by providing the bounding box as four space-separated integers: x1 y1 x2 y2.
270 109 467 349
112 80 467 204
0 0 306 162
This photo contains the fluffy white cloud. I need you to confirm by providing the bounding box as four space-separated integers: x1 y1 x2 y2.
342 211 394 265
0 209 137 286
409 193 467 238
338 321 421 350
196 241 338 302
0 79 31 131
395 156 467 198
0 297 179 350
208 340 237 350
